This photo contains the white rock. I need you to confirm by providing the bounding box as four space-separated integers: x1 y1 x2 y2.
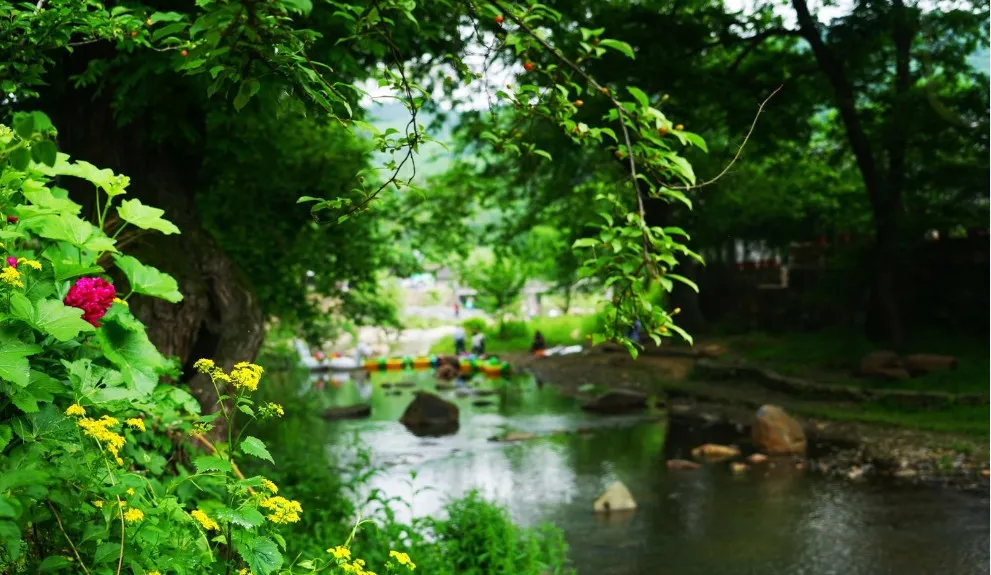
593 481 637 513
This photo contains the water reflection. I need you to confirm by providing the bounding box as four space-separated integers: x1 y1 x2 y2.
306 369 989 575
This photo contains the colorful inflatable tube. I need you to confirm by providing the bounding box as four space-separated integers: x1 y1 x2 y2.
362 356 512 377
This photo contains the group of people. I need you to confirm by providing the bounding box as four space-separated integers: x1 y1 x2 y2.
452 325 486 356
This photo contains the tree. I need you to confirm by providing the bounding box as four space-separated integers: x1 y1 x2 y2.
460 250 529 337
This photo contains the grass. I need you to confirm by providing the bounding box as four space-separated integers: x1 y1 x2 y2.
792 401 990 439
724 328 990 394
428 314 601 355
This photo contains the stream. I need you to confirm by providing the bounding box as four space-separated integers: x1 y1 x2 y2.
299 369 989 575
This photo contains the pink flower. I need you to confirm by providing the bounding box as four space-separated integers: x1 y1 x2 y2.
5 256 16 268
6 216 17 224
64 277 116 327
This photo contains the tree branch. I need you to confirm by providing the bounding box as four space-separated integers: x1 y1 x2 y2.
729 27 803 73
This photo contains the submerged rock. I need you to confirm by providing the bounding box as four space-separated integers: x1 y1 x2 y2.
752 405 807 456
666 459 701 471
493 431 537 442
471 399 495 407
691 443 741 461
581 389 648 414
593 481 637 513
394 381 417 388
399 392 460 437
730 462 748 474
747 453 769 464
322 404 372 420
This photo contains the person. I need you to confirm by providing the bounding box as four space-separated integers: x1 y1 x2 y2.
627 319 642 345
530 330 546 354
471 330 486 356
454 301 460 318
452 324 467 355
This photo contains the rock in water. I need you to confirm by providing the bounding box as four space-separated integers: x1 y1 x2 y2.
593 481 637 513
581 389 648 414
666 459 701 471
902 354 957 376
322 404 372 420
752 405 807 456
399 392 460 437
691 443 741 461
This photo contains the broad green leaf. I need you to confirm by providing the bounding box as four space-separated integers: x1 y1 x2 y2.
18 180 82 216
113 255 183 302
23 213 117 253
0 425 12 451
216 506 265 528
599 39 635 59
34 156 129 197
31 141 58 168
572 238 599 248
240 436 274 463
13 112 35 139
38 556 73 572
194 456 233 474
96 317 167 396
116 199 180 235
9 147 30 171
234 78 262 111
235 534 283 575
0 333 41 388
666 273 699 293
12 295 95 342
626 86 650 108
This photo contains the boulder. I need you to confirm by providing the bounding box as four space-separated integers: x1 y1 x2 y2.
435 364 459 381
593 481 637 513
751 405 807 456
581 389 648 414
859 351 909 379
903 354 957 376
666 459 701 471
691 443 741 461
399 392 460 437
322 404 371 420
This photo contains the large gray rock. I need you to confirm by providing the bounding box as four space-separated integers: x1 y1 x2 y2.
752 404 807 456
593 481 637 513
400 392 460 437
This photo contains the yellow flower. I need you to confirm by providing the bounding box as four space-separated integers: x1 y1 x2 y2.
93 500 103 508
1 266 23 288
126 488 135 496
65 404 86 417
193 358 215 373
211 371 231 384
238 569 253 575
148 571 161 575
259 496 302 524
265 403 284 417
125 418 146 432
389 550 415 570
328 546 351 560
190 509 220 531
113 297 128 306
123 508 144 523
77 415 126 461
16 257 41 271
261 479 278 494
230 362 263 392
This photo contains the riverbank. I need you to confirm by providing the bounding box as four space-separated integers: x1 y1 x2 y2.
508 344 990 492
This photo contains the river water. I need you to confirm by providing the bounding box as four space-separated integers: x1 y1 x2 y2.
303 369 989 575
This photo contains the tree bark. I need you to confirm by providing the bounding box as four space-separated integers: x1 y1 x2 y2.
38 50 265 410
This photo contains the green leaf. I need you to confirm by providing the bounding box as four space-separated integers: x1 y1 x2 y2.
194 456 233 474
571 238 599 248
113 255 183 302
599 39 635 59
23 213 117 253
116 199 180 235
34 156 129 197
626 86 650 108
96 317 167 396
240 436 274 464
0 333 41 388
217 506 266 529
681 132 708 153
0 425 12 452
31 141 58 168
234 78 261 111
38 556 73 572
150 11 185 23
13 113 35 139
11 294 95 342
18 180 83 217
235 534 283 575
666 273 699 293
281 0 313 15
9 147 30 171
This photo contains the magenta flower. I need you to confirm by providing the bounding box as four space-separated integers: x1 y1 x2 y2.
6 216 17 224
5 256 16 268
64 277 116 327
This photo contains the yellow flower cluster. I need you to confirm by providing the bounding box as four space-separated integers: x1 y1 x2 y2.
125 418 146 432
259 496 302 524
339 557 376 575
123 508 144 523
238 569 254 575
389 550 416 571
76 415 126 465
193 358 264 392
190 509 220 531
126 488 135 496
148 571 161 575
261 479 278 494
260 402 284 418
231 362 263 391
93 500 103 508
113 297 129 306
65 404 86 417
16 257 41 270
328 546 350 560
1 266 22 288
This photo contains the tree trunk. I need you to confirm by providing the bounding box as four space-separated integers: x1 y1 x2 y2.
38 51 265 412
